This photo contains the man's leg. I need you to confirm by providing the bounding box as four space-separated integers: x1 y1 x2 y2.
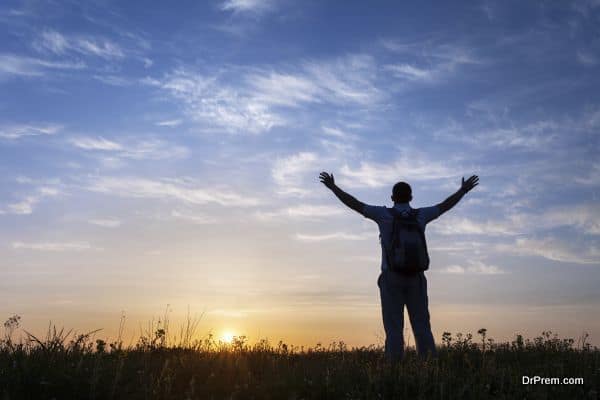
378 270 405 362
405 273 436 358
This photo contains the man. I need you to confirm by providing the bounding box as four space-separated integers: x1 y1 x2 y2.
319 172 479 361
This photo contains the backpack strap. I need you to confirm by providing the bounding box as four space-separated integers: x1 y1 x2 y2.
383 207 396 271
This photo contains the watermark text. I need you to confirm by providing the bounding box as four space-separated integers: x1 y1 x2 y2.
522 376 583 385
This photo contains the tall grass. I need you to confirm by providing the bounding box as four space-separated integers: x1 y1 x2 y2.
1 313 598 399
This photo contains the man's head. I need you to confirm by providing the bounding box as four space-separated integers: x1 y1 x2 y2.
391 181 412 203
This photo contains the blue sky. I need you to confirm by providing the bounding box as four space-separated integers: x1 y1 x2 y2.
1 0 599 345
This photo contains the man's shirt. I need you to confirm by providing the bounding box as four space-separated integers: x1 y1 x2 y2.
361 202 441 271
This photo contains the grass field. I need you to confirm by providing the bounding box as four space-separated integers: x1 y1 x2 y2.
1 314 598 399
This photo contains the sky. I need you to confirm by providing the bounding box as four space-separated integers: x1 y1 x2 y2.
1 0 599 347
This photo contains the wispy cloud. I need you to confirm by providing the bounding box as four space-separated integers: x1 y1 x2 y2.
0 123 62 140
220 0 277 15
88 218 121 228
0 54 85 77
441 260 506 275
302 54 382 105
70 136 122 151
577 49 599 66
535 204 600 235
255 204 345 220
144 69 284 134
433 118 563 151
382 39 481 83
433 216 520 236
247 71 322 107
576 162 600 186
5 187 60 215
93 74 134 86
88 177 260 207
272 152 319 196
15 176 62 185
321 125 357 140
294 231 373 242
431 203 600 239
70 136 189 161
338 151 458 188
144 54 382 134
33 29 124 60
383 64 434 82
497 237 599 265
572 0 600 17
12 241 95 251
155 119 182 127
170 210 218 225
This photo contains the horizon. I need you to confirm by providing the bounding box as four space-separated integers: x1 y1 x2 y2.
1 0 599 347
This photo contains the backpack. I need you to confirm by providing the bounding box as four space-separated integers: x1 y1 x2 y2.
384 208 430 274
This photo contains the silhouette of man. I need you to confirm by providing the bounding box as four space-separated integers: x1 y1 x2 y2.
319 172 479 361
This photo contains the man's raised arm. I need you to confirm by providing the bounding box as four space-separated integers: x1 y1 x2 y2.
437 175 479 215
319 171 365 214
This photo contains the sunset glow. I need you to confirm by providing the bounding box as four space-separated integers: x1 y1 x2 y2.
221 331 236 344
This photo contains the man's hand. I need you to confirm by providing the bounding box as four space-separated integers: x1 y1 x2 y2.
319 171 365 213
461 175 479 193
319 171 336 190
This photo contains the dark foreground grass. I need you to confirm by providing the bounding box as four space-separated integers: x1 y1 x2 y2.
0 316 598 399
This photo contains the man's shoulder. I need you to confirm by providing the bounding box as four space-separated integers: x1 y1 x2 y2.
414 205 441 224
361 204 391 221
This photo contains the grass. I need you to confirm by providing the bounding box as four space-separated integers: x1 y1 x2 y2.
1 314 598 399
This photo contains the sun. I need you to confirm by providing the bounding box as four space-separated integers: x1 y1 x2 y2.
221 330 235 343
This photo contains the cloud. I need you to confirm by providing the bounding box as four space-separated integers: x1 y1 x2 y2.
434 119 562 151
254 204 345 220
0 54 85 77
302 54 382 105
584 106 600 129
441 260 505 275
88 176 260 207
382 40 481 82
88 219 121 228
572 0 600 17
12 241 95 251
536 204 600 235
34 29 124 59
4 186 60 215
220 0 276 15
428 203 600 239
294 231 373 242
433 216 520 236
93 74 134 86
574 160 600 186
248 71 322 107
35 29 68 53
384 64 434 81
577 50 599 66
429 241 487 253
0 123 62 140
496 237 599 265
170 210 218 224
145 69 284 134
321 126 356 140
70 136 189 161
272 152 319 196
338 151 457 188
70 136 122 150
144 54 382 134
155 119 182 127
474 124 559 149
